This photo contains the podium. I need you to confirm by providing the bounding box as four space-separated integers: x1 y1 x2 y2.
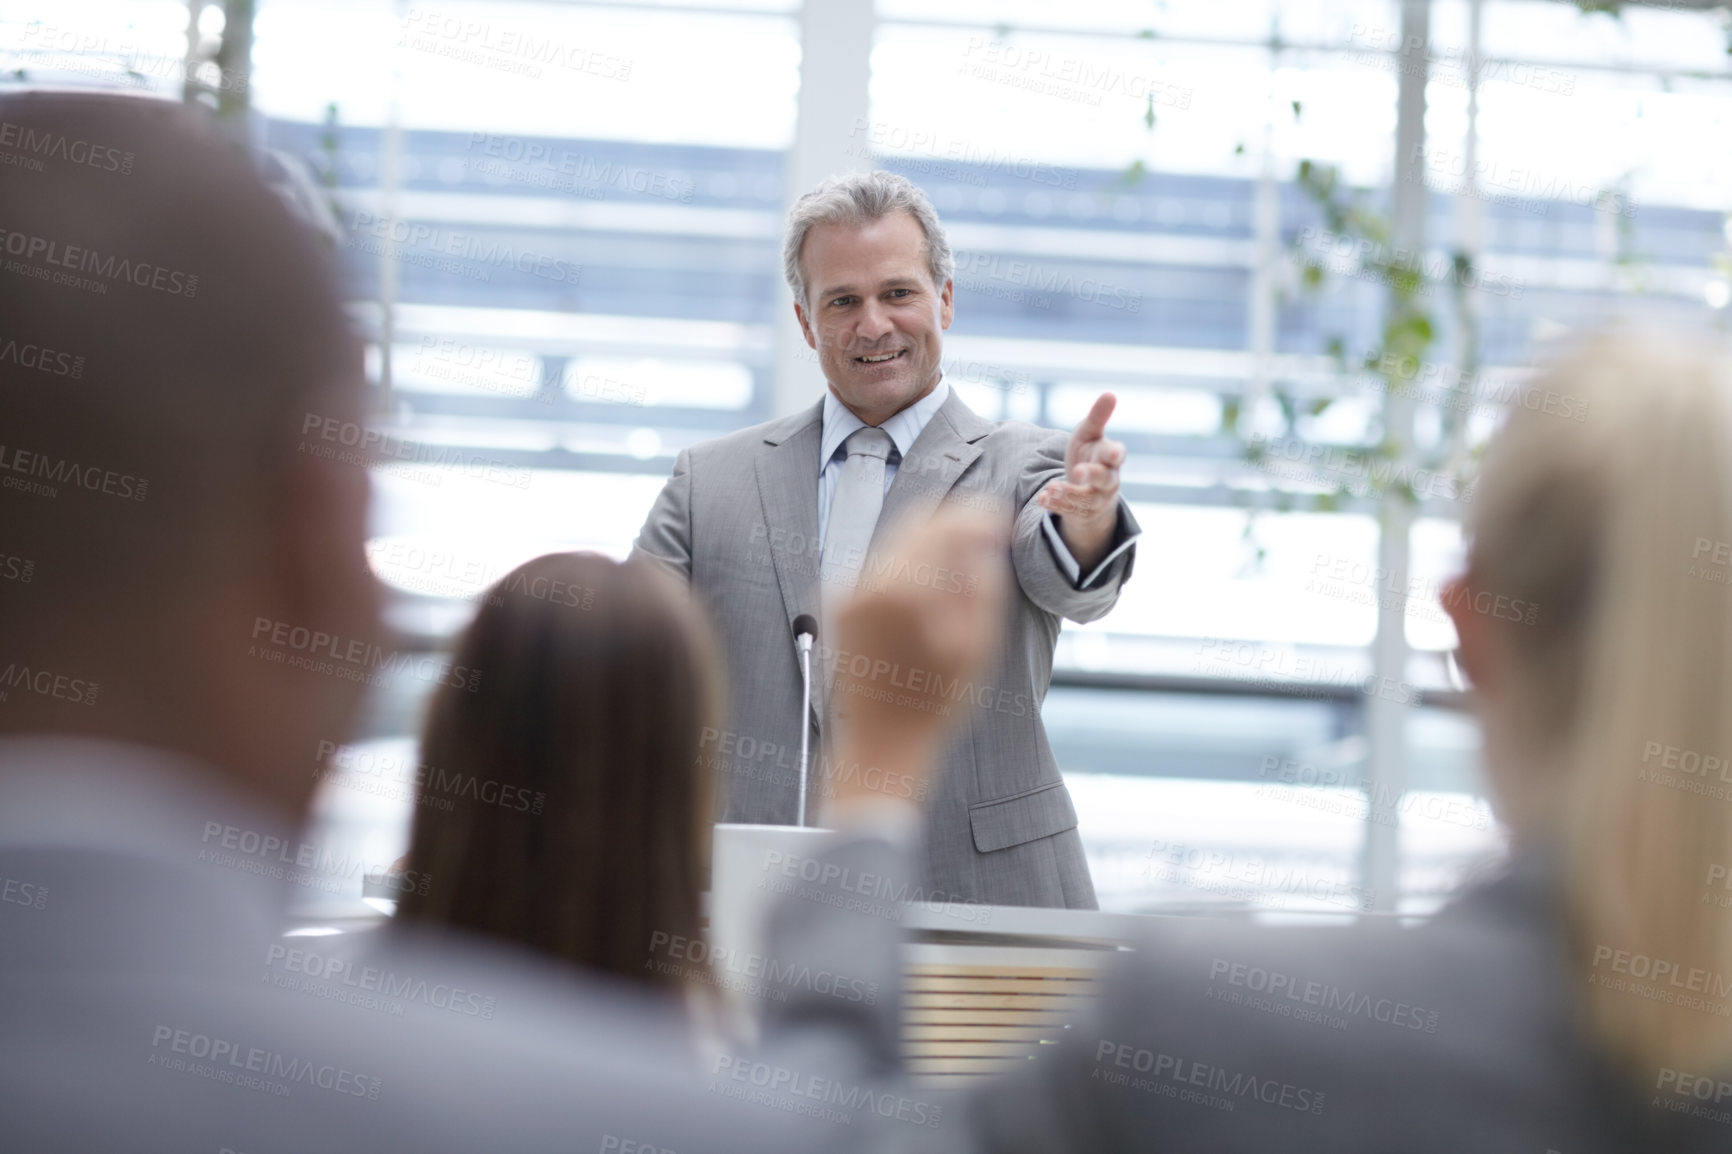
895 903 1171 1087
709 823 1160 1087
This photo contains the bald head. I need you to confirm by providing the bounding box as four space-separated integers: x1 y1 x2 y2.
2 92 359 588
0 92 378 816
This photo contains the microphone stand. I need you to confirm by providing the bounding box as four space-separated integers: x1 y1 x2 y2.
795 628 814 827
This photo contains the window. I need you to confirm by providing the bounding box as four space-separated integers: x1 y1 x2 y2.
10 0 1727 918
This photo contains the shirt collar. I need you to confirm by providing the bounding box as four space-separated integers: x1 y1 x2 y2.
0 734 302 961
819 375 950 475
0 733 296 870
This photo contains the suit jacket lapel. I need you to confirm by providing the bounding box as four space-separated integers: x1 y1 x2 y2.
868 387 992 557
754 400 827 732
753 389 992 739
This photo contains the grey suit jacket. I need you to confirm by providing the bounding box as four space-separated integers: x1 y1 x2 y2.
630 388 1140 909
764 838 1730 1153
0 737 851 1153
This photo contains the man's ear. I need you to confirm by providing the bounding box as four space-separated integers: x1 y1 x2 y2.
1440 573 1488 691
794 300 817 349
939 277 954 330
277 408 381 648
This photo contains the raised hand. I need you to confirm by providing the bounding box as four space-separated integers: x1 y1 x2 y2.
826 506 1010 812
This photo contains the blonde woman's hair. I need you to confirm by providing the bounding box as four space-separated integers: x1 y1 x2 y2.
1466 326 1732 1078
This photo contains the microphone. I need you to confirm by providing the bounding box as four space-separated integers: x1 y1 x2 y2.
792 614 818 827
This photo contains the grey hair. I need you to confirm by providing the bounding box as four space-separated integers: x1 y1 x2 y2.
781 170 954 310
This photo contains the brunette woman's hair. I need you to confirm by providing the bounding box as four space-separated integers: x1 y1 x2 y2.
394 552 720 994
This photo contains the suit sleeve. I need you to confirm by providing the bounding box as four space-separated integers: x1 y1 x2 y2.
629 448 694 585
1011 430 1141 624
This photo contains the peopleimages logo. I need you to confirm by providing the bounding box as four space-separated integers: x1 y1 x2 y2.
959 37 1193 109
0 443 148 502
1207 957 1440 1033
709 1055 944 1128
399 8 632 81
464 134 694 203
1247 433 1472 504
1371 352 1590 423
845 118 1080 191
263 943 497 1019
148 1025 382 1100
1410 144 1633 218
953 251 1142 313
314 740 547 816
1141 838 1376 911
15 23 251 95
1257 755 1493 833
0 228 197 297
0 120 135 174
1 872 49 911
198 821 432 897
1295 225 1522 300
1656 1067 1732 1109
647 932 880 1005
1706 863 1732 911
248 616 483 692
346 212 580 284
1093 1040 1326 1114
1588 945 1732 1016
0 334 84 378
0 662 99 707
299 412 533 491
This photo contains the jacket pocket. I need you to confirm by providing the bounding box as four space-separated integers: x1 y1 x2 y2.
967 781 1078 853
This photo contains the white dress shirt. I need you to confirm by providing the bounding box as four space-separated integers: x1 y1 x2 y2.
817 377 1137 590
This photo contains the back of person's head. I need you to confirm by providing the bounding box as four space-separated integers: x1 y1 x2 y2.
0 91 377 814
393 553 721 996
1462 326 1732 1078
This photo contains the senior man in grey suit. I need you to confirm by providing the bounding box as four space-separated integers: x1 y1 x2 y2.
632 170 1141 909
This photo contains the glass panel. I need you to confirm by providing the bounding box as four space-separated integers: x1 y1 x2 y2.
383 341 542 400
563 356 754 409
18 0 1725 920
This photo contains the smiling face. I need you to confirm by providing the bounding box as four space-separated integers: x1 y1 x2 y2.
793 211 954 427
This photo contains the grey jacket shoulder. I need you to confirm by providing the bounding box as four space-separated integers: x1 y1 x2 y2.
686 405 822 463
946 858 1720 1154
930 399 1061 456
679 398 1053 457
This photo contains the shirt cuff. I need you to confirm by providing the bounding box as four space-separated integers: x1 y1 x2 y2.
1040 505 1141 591
821 794 924 853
